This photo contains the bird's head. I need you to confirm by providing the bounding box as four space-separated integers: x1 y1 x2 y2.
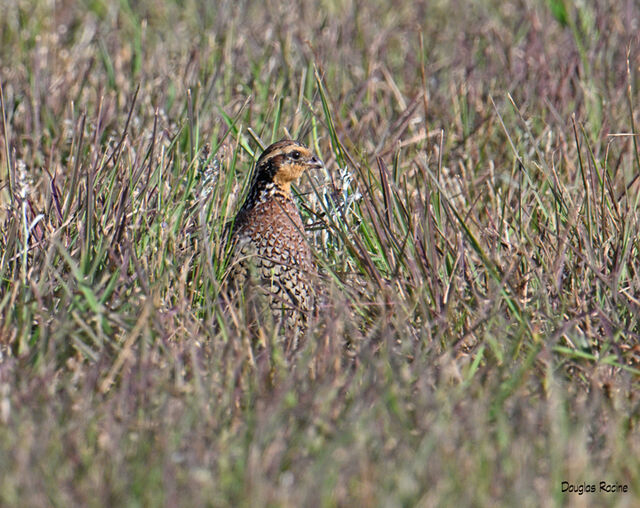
253 139 323 195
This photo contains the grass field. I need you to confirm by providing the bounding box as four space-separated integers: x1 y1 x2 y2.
1 0 639 506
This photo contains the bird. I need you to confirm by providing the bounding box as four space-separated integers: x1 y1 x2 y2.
225 139 323 339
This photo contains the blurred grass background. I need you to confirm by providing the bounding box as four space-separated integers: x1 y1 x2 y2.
0 0 639 506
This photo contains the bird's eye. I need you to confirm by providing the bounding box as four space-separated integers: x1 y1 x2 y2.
290 151 301 160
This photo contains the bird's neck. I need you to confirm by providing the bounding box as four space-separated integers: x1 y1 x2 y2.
240 180 292 214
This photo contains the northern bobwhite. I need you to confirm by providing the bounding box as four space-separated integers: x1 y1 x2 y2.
227 139 323 333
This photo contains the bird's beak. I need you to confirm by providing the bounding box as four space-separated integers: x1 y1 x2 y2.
308 156 324 170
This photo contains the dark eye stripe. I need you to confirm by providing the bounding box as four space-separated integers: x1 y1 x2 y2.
257 142 311 170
